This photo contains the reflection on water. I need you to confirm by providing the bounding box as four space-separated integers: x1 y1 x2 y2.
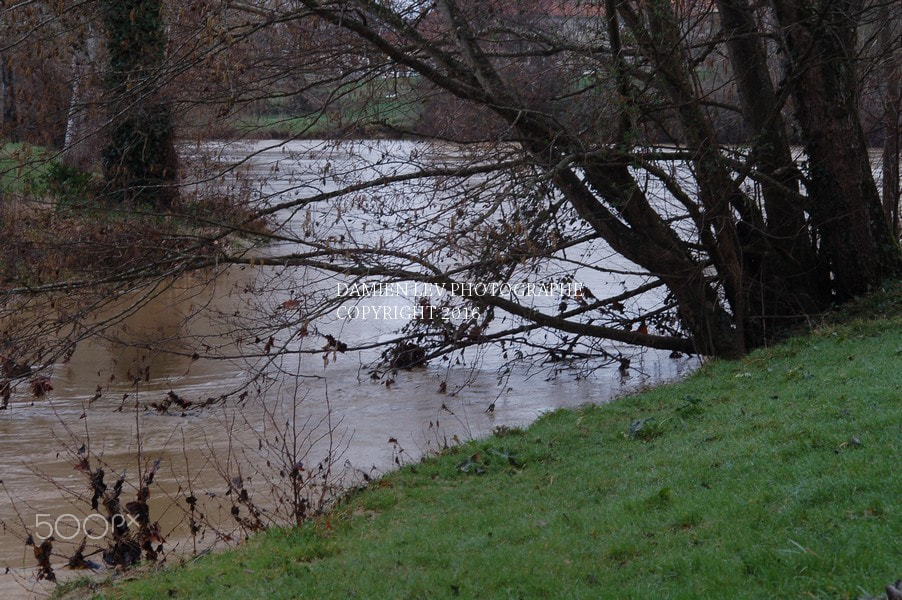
0 140 698 597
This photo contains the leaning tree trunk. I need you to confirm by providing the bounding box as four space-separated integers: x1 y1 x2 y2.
100 0 178 210
620 0 756 351
772 0 901 299
716 0 828 327
437 0 745 357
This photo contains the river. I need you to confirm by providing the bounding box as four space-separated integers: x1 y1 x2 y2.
0 139 697 597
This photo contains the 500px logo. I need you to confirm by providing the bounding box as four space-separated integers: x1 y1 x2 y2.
33 513 139 540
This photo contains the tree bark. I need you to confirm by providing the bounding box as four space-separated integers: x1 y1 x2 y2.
63 30 102 171
101 0 179 209
0 54 17 141
619 0 751 350
771 0 901 299
716 0 828 333
879 2 901 237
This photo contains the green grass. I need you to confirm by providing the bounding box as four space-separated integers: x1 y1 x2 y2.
233 113 332 138
87 282 902 599
0 141 55 194
234 101 422 138
234 79 425 138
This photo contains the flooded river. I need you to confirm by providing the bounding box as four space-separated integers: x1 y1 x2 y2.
0 140 697 596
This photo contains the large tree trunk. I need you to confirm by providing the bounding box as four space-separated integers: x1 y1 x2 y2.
716 0 829 337
772 0 901 299
0 54 17 141
879 2 901 237
620 1 757 351
62 30 102 171
716 0 823 271
101 0 178 210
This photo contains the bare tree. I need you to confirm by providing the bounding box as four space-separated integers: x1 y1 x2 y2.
190 0 897 359
1 0 901 393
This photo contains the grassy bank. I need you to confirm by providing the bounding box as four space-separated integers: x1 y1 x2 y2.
231 102 423 139
77 284 900 599
0 142 54 194
231 83 425 139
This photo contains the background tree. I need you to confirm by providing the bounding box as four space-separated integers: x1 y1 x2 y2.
0 52 15 141
100 0 179 209
61 21 102 171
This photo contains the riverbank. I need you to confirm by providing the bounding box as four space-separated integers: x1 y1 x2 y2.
61 281 901 598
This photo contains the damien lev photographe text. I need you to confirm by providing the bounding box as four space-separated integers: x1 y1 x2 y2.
336 281 586 299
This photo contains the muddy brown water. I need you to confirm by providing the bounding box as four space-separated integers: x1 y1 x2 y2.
0 140 697 597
